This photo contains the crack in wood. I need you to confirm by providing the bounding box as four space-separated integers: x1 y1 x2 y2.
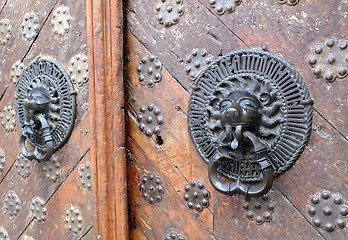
21 0 59 62
313 107 348 143
126 140 216 238
0 151 15 185
126 29 190 94
0 85 8 102
196 0 250 48
46 147 91 204
16 148 91 239
0 0 8 15
132 220 151 240
17 219 35 240
79 225 93 239
127 123 215 219
274 185 326 240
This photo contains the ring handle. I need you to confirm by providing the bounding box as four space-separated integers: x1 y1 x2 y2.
208 159 274 199
208 130 274 198
19 114 54 162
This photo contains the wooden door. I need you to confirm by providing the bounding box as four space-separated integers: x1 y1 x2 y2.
0 1 94 239
0 0 127 239
124 1 348 239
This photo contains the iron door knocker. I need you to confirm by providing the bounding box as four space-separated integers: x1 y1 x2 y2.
188 49 313 198
16 57 76 162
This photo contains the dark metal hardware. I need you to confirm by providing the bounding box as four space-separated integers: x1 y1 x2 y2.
278 0 299 6
183 180 210 213
20 113 54 162
243 194 275 225
208 130 274 198
139 173 165 204
308 37 348 82
308 191 348 232
188 49 312 198
164 231 186 240
16 57 76 162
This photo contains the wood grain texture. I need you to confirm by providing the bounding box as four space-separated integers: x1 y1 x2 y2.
19 151 93 240
86 0 128 239
125 29 215 235
127 136 215 239
0 0 57 183
125 0 348 239
198 0 348 138
0 0 93 239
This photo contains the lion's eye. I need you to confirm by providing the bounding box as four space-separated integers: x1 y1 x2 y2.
219 100 232 110
239 98 258 110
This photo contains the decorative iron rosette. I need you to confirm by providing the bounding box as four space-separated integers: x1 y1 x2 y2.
16 57 76 151
188 49 313 182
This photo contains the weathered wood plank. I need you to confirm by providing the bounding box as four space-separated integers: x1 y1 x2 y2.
127 136 215 240
125 0 348 239
125 30 215 233
86 0 128 238
214 189 325 240
125 0 246 91
19 152 93 240
129 222 148 240
0 0 57 183
0 111 91 239
0 1 93 239
197 0 348 138
272 112 348 239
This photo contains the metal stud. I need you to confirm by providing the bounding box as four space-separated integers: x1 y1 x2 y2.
65 205 83 234
137 103 164 137
137 55 162 88
0 150 5 174
139 173 165 205
308 37 348 82
31 197 47 222
308 191 348 232
0 105 16 132
10 60 25 85
68 53 89 88
4 190 21 217
79 161 92 191
209 0 242 15
183 180 210 213
278 0 299 6
15 154 31 179
43 158 60 182
0 227 9 240
164 231 186 240
156 0 185 27
51 5 72 36
0 19 11 45
184 48 214 81
21 12 40 41
243 194 275 224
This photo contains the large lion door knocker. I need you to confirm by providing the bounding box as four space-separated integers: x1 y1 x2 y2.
16 57 76 162
188 49 313 198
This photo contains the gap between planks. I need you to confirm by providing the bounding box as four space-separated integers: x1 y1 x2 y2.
17 147 91 239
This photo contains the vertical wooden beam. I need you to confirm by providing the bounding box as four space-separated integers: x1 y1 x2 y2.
87 0 128 239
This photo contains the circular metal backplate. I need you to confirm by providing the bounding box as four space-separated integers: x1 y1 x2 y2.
16 57 76 151
188 49 312 182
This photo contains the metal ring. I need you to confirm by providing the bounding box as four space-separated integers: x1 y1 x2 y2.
19 114 54 162
208 161 273 199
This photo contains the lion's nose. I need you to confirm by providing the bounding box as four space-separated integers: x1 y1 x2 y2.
224 108 240 122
